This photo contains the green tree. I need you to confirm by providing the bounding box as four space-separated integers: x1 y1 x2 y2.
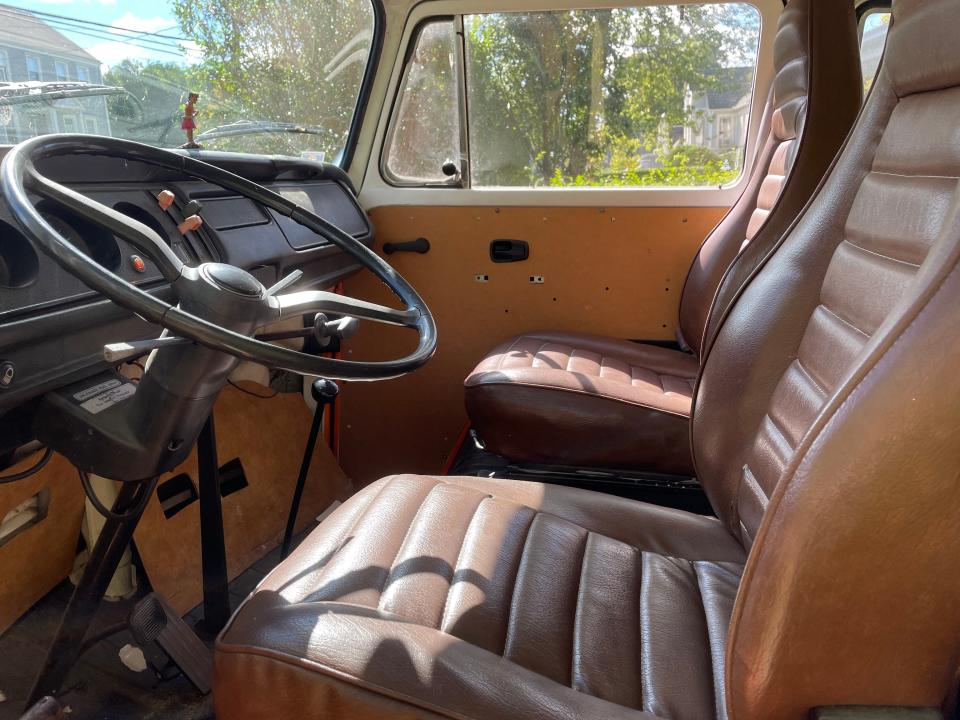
468 10 602 184
605 5 755 140
171 0 374 159
466 5 760 186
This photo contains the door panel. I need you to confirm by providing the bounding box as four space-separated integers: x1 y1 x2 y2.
339 203 726 483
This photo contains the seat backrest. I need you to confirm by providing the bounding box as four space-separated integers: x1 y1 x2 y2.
693 0 960 715
678 0 861 356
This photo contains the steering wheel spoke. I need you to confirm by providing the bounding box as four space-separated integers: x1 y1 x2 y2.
271 290 420 328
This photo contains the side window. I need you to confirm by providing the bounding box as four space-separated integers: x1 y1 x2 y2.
383 4 761 189
860 11 890 93
466 6 759 188
383 20 462 185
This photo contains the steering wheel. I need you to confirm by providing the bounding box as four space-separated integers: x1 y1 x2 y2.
1 134 437 380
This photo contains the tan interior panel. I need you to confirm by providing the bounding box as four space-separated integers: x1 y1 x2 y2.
134 384 351 615
0 452 85 636
339 204 726 484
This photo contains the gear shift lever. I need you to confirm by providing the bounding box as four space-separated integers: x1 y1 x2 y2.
281 378 340 558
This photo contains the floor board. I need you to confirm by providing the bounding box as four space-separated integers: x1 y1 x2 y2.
0 525 314 720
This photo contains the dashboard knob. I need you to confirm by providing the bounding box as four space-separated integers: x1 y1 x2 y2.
177 215 203 236
0 361 14 388
157 190 175 212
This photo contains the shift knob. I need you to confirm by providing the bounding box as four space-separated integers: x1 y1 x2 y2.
310 378 339 404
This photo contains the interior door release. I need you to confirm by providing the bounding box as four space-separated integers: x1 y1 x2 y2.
490 239 529 263
383 237 430 255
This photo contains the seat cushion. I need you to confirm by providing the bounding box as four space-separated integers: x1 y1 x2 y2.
464 331 698 474
215 474 745 720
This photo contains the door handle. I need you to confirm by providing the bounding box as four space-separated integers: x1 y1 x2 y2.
490 239 529 263
383 237 430 255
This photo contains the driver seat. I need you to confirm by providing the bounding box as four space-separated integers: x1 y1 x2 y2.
215 1 960 717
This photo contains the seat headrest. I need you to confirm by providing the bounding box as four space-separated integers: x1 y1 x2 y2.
887 0 960 96
770 2 809 141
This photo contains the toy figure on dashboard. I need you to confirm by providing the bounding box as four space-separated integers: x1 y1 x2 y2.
180 92 201 149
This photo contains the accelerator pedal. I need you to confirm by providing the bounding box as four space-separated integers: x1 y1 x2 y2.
129 593 212 694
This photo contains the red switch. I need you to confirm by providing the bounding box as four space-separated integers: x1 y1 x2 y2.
131 255 146 273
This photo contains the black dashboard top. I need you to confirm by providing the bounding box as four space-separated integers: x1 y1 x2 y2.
0 148 373 422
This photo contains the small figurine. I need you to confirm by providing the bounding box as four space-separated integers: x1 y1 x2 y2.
157 190 175 212
180 92 201 149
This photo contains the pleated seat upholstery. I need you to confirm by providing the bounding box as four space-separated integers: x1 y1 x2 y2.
465 332 699 474
216 474 745 719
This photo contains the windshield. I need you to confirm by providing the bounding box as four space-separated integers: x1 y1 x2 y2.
0 0 375 163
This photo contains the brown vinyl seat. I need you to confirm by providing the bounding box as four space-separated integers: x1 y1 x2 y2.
464 0 863 475
214 0 960 718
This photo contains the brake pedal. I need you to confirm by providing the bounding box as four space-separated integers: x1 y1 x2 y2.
129 593 212 694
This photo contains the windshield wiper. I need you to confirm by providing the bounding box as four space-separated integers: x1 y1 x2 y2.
0 81 129 106
196 119 325 142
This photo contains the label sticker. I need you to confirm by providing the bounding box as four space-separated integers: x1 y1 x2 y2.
73 379 122 402
79 383 136 415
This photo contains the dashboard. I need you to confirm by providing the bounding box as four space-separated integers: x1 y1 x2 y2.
0 148 373 439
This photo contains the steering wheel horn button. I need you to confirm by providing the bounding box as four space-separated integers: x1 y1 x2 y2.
201 263 264 298
0 361 14 388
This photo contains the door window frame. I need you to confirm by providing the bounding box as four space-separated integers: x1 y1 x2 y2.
365 0 782 208
380 16 466 188
340 0 387 170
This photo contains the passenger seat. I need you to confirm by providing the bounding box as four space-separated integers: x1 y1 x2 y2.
464 0 863 475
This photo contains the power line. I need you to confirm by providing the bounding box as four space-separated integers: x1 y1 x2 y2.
0 8 189 58
0 7 187 50
42 20 185 53
3 22 184 60
0 3 191 41
126 23 182 43
0 12 188 60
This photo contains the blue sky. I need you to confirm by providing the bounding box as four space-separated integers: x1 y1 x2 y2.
10 0 200 69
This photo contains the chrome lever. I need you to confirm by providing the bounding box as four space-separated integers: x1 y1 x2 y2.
103 336 191 363
266 269 304 297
